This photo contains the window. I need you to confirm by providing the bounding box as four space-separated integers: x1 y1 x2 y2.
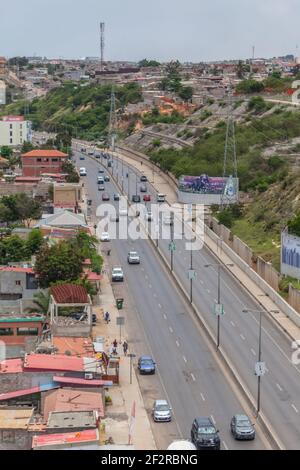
37 158 42 162
26 273 38 290
15 280 21 286
17 327 38 336
0 328 14 336
52 158 58 162
10 138 12 144
10 131 13 137
9 124 12 129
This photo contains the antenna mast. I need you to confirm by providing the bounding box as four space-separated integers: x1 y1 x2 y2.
100 22 105 72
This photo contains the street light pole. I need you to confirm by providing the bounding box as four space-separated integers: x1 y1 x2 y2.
205 262 234 349
190 241 194 303
170 213 174 272
242 308 279 416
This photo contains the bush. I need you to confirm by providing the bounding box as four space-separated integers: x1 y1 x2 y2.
236 80 265 94
247 96 268 114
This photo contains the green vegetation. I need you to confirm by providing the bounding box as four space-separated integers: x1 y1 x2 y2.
0 194 42 227
142 108 184 125
0 229 43 265
34 231 103 288
149 106 293 193
139 59 160 67
236 79 265 94
236 74 294 95
27 291 51 315
247 96 270 114
159 61 193 102
215 204 243 229
0 82 143 141
61 160 80 183
287 214 300 237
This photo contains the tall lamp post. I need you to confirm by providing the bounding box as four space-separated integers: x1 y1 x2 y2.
242 308 279 415
204 262 234 349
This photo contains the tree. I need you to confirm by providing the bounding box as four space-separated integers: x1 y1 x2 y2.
21 141 35 153
0 146 12 158
15 194 42 227
26 229 43 255
34 241 84 288
236 60 247 79
138 59 160 68
27 291 50 315
178 86 193 102
288 214 300 237
0 236 27 263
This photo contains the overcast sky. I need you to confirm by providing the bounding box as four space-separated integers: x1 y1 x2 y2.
1 0 300 61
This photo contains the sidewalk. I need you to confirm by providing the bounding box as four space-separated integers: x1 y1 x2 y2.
93 264 156 450
113 147 300 343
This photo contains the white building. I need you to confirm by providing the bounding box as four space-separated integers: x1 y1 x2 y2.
0 80 6 105
0 116 32 147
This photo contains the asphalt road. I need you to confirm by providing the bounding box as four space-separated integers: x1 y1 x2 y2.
103 151 300 450
74 150 267 450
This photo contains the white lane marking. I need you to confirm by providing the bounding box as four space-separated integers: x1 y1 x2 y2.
176 340 180 348
276 383 283 392
251 349 256 356
291 404 299 413
223 441 229 450
153 293 157 298
141 267 145 272
191 373 196 382
145 275 148 280
149 284 152 289
158 304 162 309
169 327 174 334
183 356 187 363
230 321 236 327
214 298 218 303
163 314 167 320
240 334 246 341
199 279 204 285
210 415 216 425
207 289 211 294
200 393 206 402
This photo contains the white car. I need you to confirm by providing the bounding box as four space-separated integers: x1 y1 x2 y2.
112 267 124 282
145 211 153 222
100 232 110 242
119 209 128 217
127 251 140 264
79 167 87 176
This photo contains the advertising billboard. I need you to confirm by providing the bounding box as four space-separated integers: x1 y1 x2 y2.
177 174 239 205
281 230 300 280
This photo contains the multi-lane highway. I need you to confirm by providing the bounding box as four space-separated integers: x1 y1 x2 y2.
74 149 268 450
75 145 300 449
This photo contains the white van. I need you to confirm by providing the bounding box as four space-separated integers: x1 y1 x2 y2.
79 167 87 176
157 193 165 203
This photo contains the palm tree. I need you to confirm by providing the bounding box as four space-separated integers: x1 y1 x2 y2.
27 291 50 315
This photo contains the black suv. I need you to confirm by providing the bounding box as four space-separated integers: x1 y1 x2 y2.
132 194 141 203
140 175 148 182
191 417 220 450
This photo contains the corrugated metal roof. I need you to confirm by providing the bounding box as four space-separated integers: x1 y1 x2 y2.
24 354 84 372
53 376 113 387
50 284 89 304
0 358 23 374
0 383 59 401
0 409 33 429
32 429 99 448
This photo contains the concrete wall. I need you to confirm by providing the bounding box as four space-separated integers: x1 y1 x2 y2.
51 324 92 338
178 190 238 205
0 429 32 450
0 271 38 300
288 283 300 314
0 372 54 394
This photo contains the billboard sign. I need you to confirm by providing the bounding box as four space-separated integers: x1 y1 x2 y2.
281 230 300 280
178 174 239 205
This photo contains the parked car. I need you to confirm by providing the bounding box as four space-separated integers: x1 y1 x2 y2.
138 356 156 375
87 199 92 206
102 193 110 201
104 175 110 182
132 194 141 203
143 194 151 202
88 150 94 155
140 175 148 182
100 232 110 242
114 193 120 201
140 184 147 193
112 267 124 282
127 251 140 264
230 415 255 440
95 154 101 159
70 312 87 321
191 417 220 450
92 313 97 324
79 167 87 176
152 400 172 422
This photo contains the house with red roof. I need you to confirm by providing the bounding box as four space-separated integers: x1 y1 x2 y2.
21 149 68 177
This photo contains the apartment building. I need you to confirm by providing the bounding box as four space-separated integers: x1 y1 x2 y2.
0 116 32 147
21 149 68 177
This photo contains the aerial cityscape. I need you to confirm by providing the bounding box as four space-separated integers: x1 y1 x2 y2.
1 0 300 456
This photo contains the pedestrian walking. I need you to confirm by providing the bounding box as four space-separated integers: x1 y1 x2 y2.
104 311 110 324
122 340 128 356
112 339 118 355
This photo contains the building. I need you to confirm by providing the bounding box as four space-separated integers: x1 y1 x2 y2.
0 80 6 105
53 182 82 211
0 266 38 302
21 149 68 177
0 116 32 147
0 315 45 347
0 408 34 450
0 57 6 77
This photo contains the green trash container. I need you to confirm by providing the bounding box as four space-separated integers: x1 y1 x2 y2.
116 298 124 310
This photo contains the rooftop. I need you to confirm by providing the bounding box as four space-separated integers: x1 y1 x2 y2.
52 336 94 357
47 410 98 430
0 358 23 374
0 266 34 274
24 354 84 372
43 389 104 420
50 284 89 304
0 409 34 429
22 150 68 158
32 429 99 449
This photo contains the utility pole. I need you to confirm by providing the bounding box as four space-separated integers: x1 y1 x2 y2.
170 213 175 272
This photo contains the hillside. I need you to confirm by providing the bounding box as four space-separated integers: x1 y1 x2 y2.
0 82 143 141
